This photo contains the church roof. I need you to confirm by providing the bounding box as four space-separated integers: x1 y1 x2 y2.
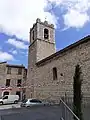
36 35 90 66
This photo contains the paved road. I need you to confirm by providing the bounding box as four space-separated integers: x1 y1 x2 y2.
0 105 61 120
0 103 21 110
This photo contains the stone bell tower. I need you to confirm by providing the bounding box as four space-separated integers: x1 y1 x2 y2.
27 18 56 98
29 18 56 64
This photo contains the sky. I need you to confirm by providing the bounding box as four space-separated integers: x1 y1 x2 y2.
0 0 90 68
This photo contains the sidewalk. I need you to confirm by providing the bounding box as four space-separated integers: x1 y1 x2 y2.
0 102 21 110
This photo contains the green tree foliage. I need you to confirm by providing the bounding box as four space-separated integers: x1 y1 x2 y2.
73 64 83 120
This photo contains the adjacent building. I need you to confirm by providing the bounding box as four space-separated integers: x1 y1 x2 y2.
27 18 90 102
0 62 27 100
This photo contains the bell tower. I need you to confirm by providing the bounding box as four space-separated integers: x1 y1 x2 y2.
27 18 56 98
29 18 56 63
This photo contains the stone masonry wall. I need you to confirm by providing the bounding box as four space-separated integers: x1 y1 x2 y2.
0 63 6 96
27 39 90 102
0 64 27 99
0 63 6 86
36 40 56 62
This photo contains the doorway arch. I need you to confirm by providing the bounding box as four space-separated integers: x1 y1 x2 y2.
3 91 9 96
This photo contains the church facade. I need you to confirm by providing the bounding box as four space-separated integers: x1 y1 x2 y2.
26 18 90 102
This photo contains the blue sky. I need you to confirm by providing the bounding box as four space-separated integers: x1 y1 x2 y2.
0 0 90 67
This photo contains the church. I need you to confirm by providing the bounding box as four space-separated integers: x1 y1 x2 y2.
26 18 90 102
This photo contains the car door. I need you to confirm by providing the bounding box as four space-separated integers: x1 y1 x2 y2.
35 99 42 105
29 99 37 106
3 96 8 104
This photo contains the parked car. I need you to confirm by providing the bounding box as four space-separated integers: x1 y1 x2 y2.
0 95 19 105
20 98 46 107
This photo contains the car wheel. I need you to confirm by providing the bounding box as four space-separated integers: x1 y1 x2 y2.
1 101 3 105
14 100 18 104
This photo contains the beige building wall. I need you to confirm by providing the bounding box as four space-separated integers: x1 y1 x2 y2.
27 18 90 102
0 62 7 96
0 63 27 100
35 39 90 100
0 62 6 85
27 36 90 102
6 67 26 88
36 40 56 62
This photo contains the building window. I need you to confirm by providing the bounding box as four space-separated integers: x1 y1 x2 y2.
17 79 22 87
18 68 22 75
6 79 10 87
7 67 11 74
44 28 49 39
32 31 34 40
3 91 9 96
53 67 57 80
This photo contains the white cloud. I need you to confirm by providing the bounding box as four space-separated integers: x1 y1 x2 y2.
9 49 17 55
0 51 14 61
20 50 28 55
48 0 90 29
0 0 58 41
0 47 2 50
7 39 28 49
63 9 90 28
12 50 17 55
0 0 90 39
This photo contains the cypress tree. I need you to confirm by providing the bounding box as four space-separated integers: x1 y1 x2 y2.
73 64 83 120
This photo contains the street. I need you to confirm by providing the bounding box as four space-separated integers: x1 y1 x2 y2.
0 103 21 110
0 105 61 120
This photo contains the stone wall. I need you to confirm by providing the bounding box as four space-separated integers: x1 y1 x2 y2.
0 63 6 86
36 40 56 62
6 67 25 88
0 63 27 99
27 39 90 101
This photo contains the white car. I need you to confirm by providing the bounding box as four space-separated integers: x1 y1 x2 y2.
0 95 19 104
20 98 46 107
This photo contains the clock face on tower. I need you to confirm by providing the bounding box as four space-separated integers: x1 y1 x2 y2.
44 28 49 39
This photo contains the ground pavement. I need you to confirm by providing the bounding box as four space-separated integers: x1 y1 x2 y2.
0 102 21 110
0 105 61 120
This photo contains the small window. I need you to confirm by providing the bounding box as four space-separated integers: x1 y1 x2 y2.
18 68 22 75
32 31 34 40
6 79 10 87
7 67 11 74
17 79 22 87
44 28 49 39
53 67 57 80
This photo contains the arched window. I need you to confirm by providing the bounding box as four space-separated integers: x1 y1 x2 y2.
44 28 49 39
53 67 57 80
